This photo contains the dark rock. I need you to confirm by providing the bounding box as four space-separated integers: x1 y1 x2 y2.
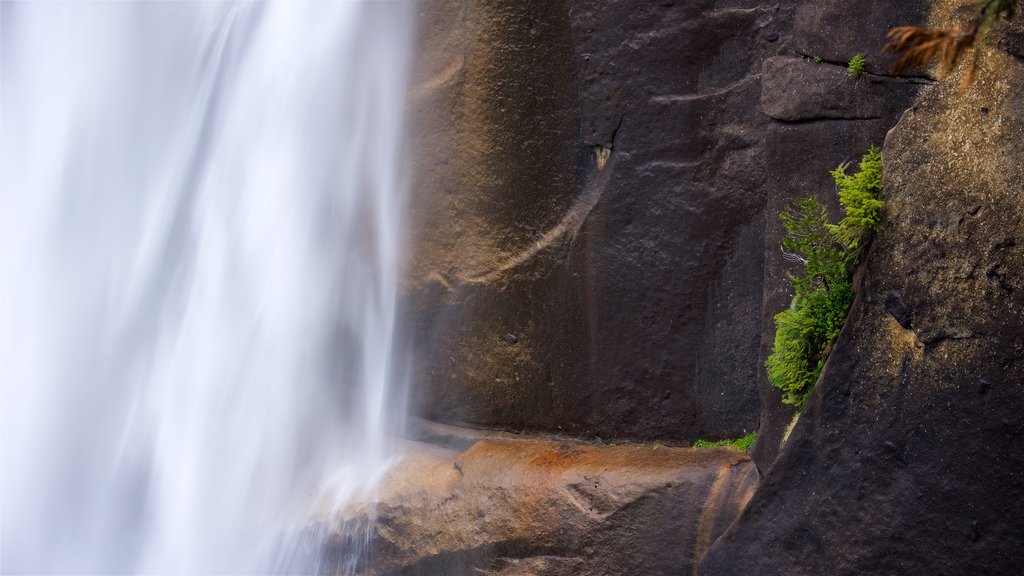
503 333 519 345
761 56 924 122
407 0 926 470
999 30 1024 60
407 0 776 445
489 556 585 576
986 264 1012 294
700 15 1024 574
992 237 1015 251
884 290 912 328
791 0 929 76
969 521 983 542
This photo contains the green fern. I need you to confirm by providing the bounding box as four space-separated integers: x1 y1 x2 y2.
847 53 867 77
766 305 821 407
766 146 883 411
766 280 854 408
779 196 848 298
828 146 884 251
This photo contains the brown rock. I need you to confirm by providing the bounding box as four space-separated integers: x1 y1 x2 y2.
314 432 757 575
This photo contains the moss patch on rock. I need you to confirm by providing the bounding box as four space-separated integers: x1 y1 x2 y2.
693 432 757 451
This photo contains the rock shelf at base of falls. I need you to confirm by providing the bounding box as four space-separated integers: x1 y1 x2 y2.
310 422 758 576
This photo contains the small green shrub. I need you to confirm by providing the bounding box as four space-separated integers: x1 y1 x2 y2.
766 147 884 411
765 306 821 407
847 53 867 77
779 196 848 297
828 145 884 251
813 55 823 63
767 281 855 407
693 432 757 451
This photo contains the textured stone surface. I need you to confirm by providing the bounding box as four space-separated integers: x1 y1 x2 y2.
761 56 925 122
406 0 927 467
314 428 757 575
999 29 1024 60
791 0 929 75
700 13 1024 576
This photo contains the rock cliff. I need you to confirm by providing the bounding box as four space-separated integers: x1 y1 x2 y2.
406 0 927 468
700 6 1024 574
334 1 1024 574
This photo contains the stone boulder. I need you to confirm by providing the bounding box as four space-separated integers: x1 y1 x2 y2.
314 425 757 575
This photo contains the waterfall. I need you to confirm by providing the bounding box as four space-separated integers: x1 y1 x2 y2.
1 2 413 573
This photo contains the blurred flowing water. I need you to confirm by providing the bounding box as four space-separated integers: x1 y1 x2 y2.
1 2 413 573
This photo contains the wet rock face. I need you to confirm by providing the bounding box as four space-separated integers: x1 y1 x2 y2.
406 0 926 461
700 14 1024 576
316 429 757 575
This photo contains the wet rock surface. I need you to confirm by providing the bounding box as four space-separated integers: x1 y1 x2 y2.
406 0 927 466
316 423 757 576
700 11 1024 576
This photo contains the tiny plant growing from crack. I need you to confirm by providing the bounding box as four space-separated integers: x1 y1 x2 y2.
847 53 867 77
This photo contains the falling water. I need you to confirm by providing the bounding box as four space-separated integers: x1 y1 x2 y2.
1 2 413 574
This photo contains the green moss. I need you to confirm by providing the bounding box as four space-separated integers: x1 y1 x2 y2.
765 147 883 411
847 53 867 77
813 55 823 63
693 432 757 451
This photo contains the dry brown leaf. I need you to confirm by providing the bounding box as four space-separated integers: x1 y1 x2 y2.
884 25 978 79
884 0 1018 91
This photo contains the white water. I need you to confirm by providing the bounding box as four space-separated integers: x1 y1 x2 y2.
1 2 413 573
